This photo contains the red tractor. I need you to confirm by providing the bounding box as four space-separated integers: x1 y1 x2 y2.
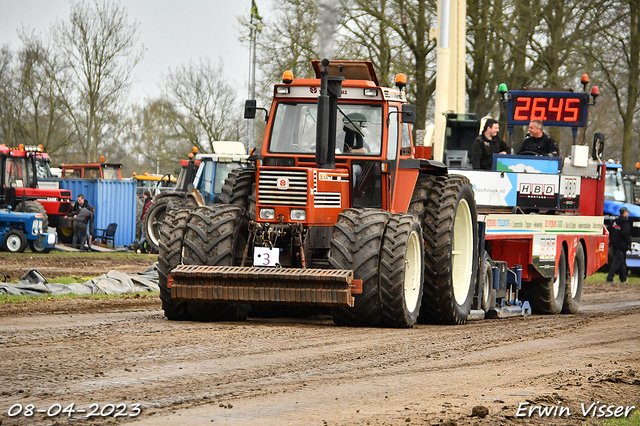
0 144 72 251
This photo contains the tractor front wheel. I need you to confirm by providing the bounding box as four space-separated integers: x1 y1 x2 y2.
3 230 27 253
181 205 250 322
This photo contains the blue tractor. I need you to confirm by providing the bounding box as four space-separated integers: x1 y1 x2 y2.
603 162 640 269
0 207 57 253
142 143 251 253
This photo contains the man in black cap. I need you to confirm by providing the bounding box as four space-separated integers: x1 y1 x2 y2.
607 206 631 284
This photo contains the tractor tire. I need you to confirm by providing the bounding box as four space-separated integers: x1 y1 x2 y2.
157 208 191 320
219 167 256 208
16 200 49 230
329 208 390 327
522 246 567 314
144 195 197 254
181 205 250 322
29 239 52 253
3 230 27 253
562 244 584 314
480 251 496 313
379 213 424 328
419 175 478 325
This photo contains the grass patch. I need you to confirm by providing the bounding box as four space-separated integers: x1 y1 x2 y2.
603 407 640 425
0 291 159 304
585 272 640 285
0 251 154 260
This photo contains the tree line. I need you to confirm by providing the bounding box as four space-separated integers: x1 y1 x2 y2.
0 0 638 174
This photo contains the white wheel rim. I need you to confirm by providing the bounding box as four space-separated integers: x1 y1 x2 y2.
570 257 579 298
147 208 164 246
483 260 491 306
452 198 473 305
553 266 561 298
404 230 422 312
7 235 21 251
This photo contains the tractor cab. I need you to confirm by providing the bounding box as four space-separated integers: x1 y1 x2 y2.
247 59 420 222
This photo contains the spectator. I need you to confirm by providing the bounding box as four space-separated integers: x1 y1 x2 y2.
606 207 631 284
518 120 559 156
66 194 89 219
471 118 508 170
72 206 93 251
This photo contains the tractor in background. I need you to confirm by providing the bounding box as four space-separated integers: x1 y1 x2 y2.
0 207 57 253
142 142 250 253
0 144 72 250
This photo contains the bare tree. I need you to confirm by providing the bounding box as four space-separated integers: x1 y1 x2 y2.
586 0 640 168
47 0 144 162
12 34 74 155
129 98 193 173
163 58 241 153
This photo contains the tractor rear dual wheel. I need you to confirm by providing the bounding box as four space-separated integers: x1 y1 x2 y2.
418 175 478 325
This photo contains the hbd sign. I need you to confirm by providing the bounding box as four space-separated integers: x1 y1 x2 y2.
519 183 556 196
277 177 289 190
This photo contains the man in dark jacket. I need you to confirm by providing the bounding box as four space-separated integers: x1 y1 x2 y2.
65 194 90 218
606 207 631 283
472 118 509 170
517 120 559 156
72 206 93 251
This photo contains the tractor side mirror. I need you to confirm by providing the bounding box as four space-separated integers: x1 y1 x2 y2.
401 104 417 124
244 99 269 121
592 133 605 161
244 100 257 119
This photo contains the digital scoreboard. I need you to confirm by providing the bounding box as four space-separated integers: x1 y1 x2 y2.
507 91 590 127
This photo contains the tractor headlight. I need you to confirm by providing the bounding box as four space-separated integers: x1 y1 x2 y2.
259 208 276 220
290 209 306 221
32 220 42 235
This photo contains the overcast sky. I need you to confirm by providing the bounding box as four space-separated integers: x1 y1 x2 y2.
0 0 273 103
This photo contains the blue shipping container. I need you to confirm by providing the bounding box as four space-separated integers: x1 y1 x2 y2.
57 179 136 247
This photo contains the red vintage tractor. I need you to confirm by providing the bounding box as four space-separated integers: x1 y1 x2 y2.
0 144 72 251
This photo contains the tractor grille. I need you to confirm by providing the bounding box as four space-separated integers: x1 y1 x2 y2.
258 169 308 206
313 192 341 207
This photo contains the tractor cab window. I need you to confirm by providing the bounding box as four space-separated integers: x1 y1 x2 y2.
4 157 30 188
387 106 398 161
64 168 81 178
102 166 119 180
214 162 242 194
400 122 412 155
86 167 101 179
605 168 626 202
269 102 383 156
36 157 53 179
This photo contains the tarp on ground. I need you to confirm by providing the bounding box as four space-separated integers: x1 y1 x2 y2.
0 264 159 296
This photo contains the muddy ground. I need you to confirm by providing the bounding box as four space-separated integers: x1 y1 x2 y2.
0 254 639 425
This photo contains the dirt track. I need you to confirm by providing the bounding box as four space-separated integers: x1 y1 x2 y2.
0 277 639 425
